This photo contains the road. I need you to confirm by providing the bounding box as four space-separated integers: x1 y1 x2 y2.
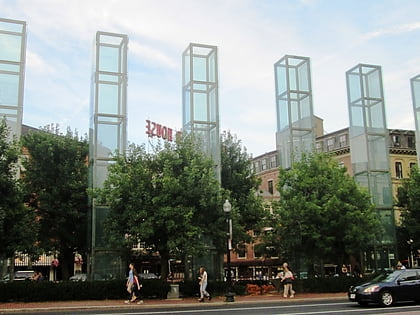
3 299 420 315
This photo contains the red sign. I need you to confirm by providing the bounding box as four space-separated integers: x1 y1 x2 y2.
145 120 180 142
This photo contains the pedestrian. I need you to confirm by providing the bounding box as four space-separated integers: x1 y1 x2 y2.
125 263 143 304
198 266 211 302
281 262 295 298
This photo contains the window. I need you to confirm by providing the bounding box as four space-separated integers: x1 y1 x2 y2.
408 136 415 148
261 159 267 171
339 134 347 148
253 244 264 258
327 138 335 151
392 135 400 147
410 162 416 171
315 141 323 152
236 243 246 259
268 180 274 195
254 161 260 173
270 155 277 168
395 162 403 179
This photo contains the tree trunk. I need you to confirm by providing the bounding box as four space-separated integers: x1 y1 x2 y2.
159 250 169 280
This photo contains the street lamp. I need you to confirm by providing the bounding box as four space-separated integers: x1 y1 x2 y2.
223 199 235 302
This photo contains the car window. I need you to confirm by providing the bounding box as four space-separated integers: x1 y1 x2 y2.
398 270 417 281
379 270 402 282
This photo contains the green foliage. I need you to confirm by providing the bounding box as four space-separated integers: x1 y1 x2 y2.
396 165 420 256
269 152 380 268
220 131 265 244
96 136 224 278
21 126 89 279
0 120 37 258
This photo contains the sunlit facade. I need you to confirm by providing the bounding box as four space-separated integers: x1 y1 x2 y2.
89 31 128 281
0 18 26 140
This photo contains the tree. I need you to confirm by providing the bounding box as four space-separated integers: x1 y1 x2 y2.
0 120 37 265
220 131 265 244
268 152 380 276
96 136 225 279
21 126 89 280
396 165 420 265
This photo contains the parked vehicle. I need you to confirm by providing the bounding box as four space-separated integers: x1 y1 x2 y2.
348 268 420 307
69 273 87 282
14 270 35 281
138 273 159 279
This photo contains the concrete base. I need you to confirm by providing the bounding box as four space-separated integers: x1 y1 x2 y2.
167 284 180 299
225 292 235 302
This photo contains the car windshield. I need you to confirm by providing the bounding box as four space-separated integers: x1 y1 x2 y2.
372 270 401 283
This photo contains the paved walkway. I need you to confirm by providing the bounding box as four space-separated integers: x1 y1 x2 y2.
0 292 346 313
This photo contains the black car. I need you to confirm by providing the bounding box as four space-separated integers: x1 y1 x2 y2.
348 268 420 307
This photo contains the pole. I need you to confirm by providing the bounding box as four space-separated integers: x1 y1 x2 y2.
223 199 234 302
225 215 234 302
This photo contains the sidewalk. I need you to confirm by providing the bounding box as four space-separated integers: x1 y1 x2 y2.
0 292 346 313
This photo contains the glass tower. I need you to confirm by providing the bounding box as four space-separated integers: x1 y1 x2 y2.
274 55 315 169
0 18 26 140
410 75 420 165
182 43 221 280
182 43 220 182
346 64 395 270
89 31 128 280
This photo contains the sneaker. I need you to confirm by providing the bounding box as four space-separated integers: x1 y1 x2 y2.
207 295 212 301
137 300 144 304
198 298 204 302
124 300 130 304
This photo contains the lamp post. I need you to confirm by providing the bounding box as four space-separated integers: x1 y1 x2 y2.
223 199 235 302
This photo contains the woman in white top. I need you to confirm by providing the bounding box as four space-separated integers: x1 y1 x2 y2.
198 266 211 302
281 262 295 298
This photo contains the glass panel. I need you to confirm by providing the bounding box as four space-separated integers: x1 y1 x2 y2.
98 83 118 115
290 100 298 123
183 89 190 125
193 83 208 91
0 20 24 33
0 63 20 72
0 73 19 106
366 70 381 99
278 99 288 130
288 67 297 90
193 92 207 121
275 65 286 96
97 123 119 154
98 73 119 83
183 53 190 84
209 88 216 122
94 206 110 247
368 101 385 129
347 73 361 103
99 45 119 73
298 62 309 92
368 135 388 169
0 33 22 62
300 95 310 118
350 105 364 127
209 52 216 83
192 56 206 81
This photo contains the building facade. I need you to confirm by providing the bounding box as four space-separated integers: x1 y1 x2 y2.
248 122 417 275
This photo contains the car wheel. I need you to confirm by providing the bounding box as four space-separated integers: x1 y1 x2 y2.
379 290 393 307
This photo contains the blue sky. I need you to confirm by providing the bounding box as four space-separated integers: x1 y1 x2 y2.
1 0 420 156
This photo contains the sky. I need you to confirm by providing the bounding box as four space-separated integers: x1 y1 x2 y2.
1 0 420 156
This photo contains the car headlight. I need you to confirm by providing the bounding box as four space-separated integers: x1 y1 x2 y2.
363 285 380 293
